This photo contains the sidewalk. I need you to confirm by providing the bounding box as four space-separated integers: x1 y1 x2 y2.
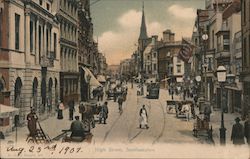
4 107 81 143
160 88 242 145
210 109 240 145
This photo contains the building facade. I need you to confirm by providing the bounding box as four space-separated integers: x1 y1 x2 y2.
0 0 60 128
55 0 79 105
241 0 250 118
192 0 243 114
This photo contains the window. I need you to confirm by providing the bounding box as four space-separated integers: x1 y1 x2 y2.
212 30 214 48
177 65 181 73
217 36 221 50
244 82 250 95
39 26 41 55
30 21 33 52
177 58 181 63
53 33 57 59
46 29 48 56
39 0 43 6
223 34 230 51
153 52 156 58
15 14 20 50
208 57 213 71
46 3 50 11
153 64 157 71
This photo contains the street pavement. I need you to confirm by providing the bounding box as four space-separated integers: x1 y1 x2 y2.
2 83 248 146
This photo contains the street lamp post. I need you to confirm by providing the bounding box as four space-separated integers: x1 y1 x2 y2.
217 66 227 145
217 66 236 145
202 33 208 103
169 64 174 100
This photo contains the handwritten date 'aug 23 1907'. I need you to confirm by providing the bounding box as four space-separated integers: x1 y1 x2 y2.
6 144 82 156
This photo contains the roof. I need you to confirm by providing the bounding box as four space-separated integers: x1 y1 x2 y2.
222 0 241 20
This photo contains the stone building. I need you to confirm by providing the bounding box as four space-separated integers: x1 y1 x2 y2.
192 0 242 113
55 0 79 105
157 30 184 88
241 0 250 117
0 0 60 127
97 53 107 75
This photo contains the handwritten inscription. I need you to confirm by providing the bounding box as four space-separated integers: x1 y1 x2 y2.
6 144 82 156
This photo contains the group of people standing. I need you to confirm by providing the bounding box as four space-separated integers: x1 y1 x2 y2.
231 116 250 145
56 99 75 121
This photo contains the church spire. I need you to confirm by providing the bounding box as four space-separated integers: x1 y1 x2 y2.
139 1 148 40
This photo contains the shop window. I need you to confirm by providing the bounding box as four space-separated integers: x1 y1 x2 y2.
177 65 181 73
245 82 250 95
0 117 9 126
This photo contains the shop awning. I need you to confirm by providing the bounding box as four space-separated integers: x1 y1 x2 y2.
97 75 106 83
0 104 19 118
82 67 102 87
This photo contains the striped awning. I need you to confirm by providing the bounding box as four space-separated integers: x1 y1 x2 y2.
81 67 102 87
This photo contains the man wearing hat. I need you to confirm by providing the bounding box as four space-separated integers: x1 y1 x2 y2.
231 117 245 145
70 116 85 138
27 108 38 137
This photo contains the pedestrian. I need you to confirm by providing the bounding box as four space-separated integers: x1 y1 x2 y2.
117 95 124 114
57 100 64 119
100 89 104 101
181 102 191 121
70 116 85 139
99 101 109 124
194 95 198 107
113 87 117 102
191 103 196 119
68 100 75 120
204 106 211 122
47 97 52 113
139 105 149 129
231 117 245 145
27 108 38 137
244 116 250 145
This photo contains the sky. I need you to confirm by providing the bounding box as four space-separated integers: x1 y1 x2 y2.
90 0 205 65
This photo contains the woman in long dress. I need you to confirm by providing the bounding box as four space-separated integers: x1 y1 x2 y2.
139 105 149 129
57 100 64 119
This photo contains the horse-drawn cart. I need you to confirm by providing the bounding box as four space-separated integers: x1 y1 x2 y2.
193 115 213 138
166 100 179 114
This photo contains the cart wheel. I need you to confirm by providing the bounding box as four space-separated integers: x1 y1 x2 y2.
27 138 35 143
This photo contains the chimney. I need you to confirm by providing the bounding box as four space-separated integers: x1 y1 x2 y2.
163 29 175 43
152 35 158 45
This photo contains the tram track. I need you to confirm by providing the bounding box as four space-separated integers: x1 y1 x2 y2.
152 99 166 144
102 85 166 145
102 87 131 144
